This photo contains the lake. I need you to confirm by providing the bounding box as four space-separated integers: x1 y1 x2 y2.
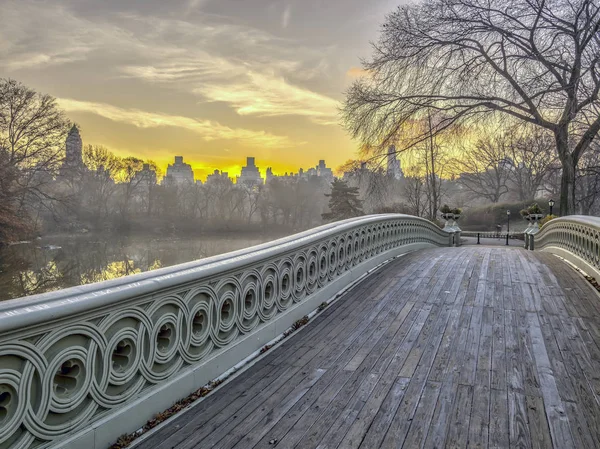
0 233 284 301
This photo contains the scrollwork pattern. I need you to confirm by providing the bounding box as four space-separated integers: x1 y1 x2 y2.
535 215 600 274
0 217 450 448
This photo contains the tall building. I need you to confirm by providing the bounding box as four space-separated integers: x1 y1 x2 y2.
237 157 263 186
386 145 404 179
63 125 83 169
164 156 194 185
316 160 334 182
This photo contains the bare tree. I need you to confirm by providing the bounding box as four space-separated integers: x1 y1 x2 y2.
0 79 69 240
403 165 427 216
506 126 558 201
576 143 600 214
343 0 600 214
453 134 512 203
338 159 391 213
82 145 120 220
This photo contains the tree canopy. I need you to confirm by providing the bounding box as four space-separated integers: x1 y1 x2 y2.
343 0 600 214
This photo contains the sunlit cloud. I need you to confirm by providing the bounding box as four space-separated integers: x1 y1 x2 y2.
346 67 371 78
193 71 340 124
57 98 294 148
122 61 340 125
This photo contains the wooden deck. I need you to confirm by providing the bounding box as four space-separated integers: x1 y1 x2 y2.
138 247 600 449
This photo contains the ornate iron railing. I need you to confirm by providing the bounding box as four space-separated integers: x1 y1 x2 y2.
0 214 451 449
534 215 600 279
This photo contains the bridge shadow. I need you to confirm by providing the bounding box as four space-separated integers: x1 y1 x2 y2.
137 246 599 449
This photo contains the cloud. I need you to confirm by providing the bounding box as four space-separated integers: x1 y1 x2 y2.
57 98 293 148
1 1 341 130
346 67 371 78
193 71 339 125
113 14 340 124
282 4 292 28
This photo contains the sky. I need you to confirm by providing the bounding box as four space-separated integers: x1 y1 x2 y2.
0 0 402 180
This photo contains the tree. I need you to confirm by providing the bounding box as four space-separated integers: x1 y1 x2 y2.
82 145 120 222
322 179 364 221
338 159 391 213
343 0 600 215
576 144 600 214
506 126 558 201
0 79 69 242
453 134 512 203
403 165 427 217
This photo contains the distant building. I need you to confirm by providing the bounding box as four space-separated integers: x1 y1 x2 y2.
206 169 233 186
306 167 317 177
133 163 157 188
386 146 404 179
65 125 83 167
237 157 263 186
164 156 194 185
316 160 334 182
266 167 275 183
61 125 84 176
262 160 334 184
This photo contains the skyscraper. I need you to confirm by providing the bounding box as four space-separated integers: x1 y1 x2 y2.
164 156 194 185
316 160 334 182
237 157 263 186
386 145 404 179
64 125 83 168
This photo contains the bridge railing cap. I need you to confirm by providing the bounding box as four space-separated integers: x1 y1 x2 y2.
0 214 443 334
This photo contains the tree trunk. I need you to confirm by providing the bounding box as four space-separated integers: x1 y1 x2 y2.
559 159 576 215
555 128 576 215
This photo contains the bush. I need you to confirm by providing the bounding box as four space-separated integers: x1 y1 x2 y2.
527 203 544 214
440 204 452 214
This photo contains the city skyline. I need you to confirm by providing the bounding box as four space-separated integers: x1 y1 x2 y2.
0 0 401 178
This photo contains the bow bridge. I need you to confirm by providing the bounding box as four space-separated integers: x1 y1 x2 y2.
1 215 600 449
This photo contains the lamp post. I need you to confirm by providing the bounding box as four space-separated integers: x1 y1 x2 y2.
549 198 555 216
506 210 511 246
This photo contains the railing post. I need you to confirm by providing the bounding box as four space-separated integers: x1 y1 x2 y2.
477 233 480 245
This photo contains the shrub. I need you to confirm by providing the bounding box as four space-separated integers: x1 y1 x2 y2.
440 204 452 214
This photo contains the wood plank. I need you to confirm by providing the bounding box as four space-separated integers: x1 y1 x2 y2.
508 390 532 449
526 312 575 449
489 388 509 449
401 381 441 448
445 384 474 449
134 247 600 449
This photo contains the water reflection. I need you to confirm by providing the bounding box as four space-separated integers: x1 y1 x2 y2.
0 234 278 301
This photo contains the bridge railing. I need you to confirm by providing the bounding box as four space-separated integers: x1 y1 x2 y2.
534 215 600 280
0 214 452 449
